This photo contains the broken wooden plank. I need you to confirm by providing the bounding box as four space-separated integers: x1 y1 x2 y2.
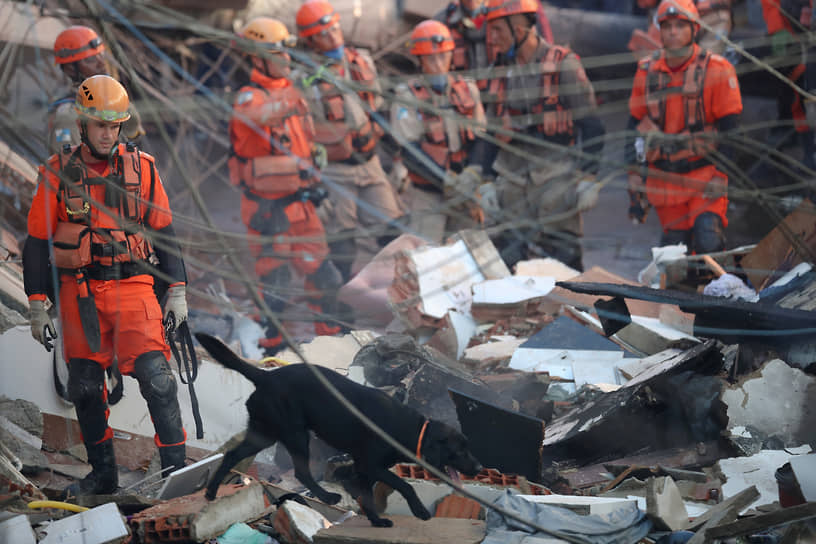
684 485 760 531
705 502 816 540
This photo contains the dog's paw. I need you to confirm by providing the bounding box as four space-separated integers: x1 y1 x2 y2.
370 517 394 528
321 492 342 505
410 504 432 520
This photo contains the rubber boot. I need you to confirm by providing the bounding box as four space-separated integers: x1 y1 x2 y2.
62 439 118 498
158 444 186 478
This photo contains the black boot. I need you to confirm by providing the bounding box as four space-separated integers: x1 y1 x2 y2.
62 439 118 498
158 444 186 478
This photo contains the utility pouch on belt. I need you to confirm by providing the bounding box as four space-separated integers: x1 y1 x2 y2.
75 271 101 353
249 155 303 194
248 197 291 236
53 223 93 270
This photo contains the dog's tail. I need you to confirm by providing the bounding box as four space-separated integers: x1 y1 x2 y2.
195 332 269 384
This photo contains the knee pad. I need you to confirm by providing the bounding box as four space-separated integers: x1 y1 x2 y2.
131 351 177 406
692 212 725 254
67 359 105 406
308 259 343 290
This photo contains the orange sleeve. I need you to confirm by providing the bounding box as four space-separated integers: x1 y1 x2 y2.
142 156 174 231
706 57 743 121
27 162 61 240
761 0 793 34
629 64 649 121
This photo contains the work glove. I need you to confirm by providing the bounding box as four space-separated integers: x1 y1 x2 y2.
702 175 728 200
312 143 328 171
163 284 188 334
576 177 601 212
771 29 794 58
29 299 56 350
390 159 410 193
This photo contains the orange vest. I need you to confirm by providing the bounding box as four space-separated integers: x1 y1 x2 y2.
491 45 575 145
229 75 316 199
50 143 153 272
407 77 477 186
310 48 384 162
638 49 717 172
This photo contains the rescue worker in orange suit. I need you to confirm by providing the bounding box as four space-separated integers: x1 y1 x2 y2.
295 0 405 282
627 0 742 253
390 20 488 244
760 0 815 171
632 0 732 57
48 26 144 154
484 0 606 271
440 0 553 87
24 76 188 496
229 18 343 356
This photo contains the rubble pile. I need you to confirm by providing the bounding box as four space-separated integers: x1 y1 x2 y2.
1 202 815 542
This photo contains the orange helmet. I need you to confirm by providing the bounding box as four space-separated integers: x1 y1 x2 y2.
485 0 538 21
54 25 104 65
74 75 131 123
410 21 455 56
296 0 339 38
656 0 700 33
240 17 296 49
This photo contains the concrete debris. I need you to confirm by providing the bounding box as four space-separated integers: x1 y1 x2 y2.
274 499 332 544
0 514 36 544
276 331 377 373
314 514 486 544
715 447 813 513
39 503 128 544
721 359 816 453
645 476 688 531
470 276 559 324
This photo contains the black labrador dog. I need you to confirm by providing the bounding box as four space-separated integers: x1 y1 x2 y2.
195 333 482 526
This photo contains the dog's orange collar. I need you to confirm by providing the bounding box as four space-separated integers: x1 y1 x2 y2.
416 419 429 460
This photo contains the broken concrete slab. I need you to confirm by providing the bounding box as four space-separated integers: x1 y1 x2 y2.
0 415 47 473
276 331 377 373
514 258 580 280
389 231 507 329
0 303 26 334
541 341 722 467
313 514 485 544
0 515 36 544
462 336 526 369
790 453 816 502
450 389 545 483
426 310 477 360
274 499 333 544
715 448 813 512
129 484 267 542
646 476 688 531
721 359 816 453
0 396 43 438
39 503 128 544
470 276 560 323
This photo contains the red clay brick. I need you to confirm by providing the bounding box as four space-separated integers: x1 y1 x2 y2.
435 494 484 519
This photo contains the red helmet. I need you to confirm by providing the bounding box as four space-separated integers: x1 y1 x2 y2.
54 26 104 65
410 21 455 56
485 0 538 22
296 0 340 38
656 0 700 33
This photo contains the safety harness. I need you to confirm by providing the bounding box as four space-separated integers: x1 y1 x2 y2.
491 44 575 145
228 81 315 198
308 48 384 163
637 49 717 173
406 77 477 188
